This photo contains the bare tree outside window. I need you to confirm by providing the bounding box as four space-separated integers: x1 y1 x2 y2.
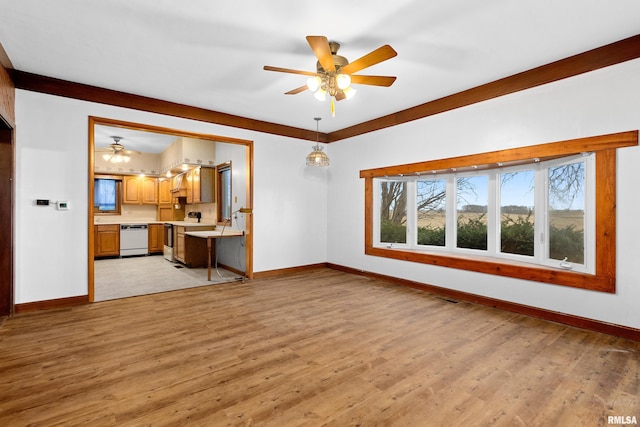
380 180 407 244
548 162 585 263
416 179 447 246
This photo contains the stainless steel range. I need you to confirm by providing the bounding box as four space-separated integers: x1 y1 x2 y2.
163 223 175 261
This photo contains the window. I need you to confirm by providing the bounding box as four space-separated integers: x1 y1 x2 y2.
417 178 446 246
456 175 488 251
361 131 638 293
94 176 121 214
380 180 407 244
216 162 232 223
499 169 535 257
374 156 592 272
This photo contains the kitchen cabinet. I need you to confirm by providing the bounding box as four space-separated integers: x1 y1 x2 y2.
94 224 120 258
123 176 158 205
148 223 164 254
174 224 215 267
158 178 172 204
157 204 173 221
186 167 214 204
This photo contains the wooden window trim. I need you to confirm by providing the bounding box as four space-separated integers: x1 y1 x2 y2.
360 131 638 293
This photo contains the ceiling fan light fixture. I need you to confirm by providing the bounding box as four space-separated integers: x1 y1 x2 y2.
306 76 322 92
343 86 357 100
336 73 351 90
264 36 397 117
99 136 136 164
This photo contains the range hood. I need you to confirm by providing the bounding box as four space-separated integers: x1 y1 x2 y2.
171 172 187 196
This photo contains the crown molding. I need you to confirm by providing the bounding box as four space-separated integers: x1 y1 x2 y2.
10 70 329 143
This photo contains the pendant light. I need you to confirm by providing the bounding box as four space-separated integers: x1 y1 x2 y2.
306 117 329 167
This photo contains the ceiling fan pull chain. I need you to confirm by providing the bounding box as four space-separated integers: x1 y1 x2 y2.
331 97 335 117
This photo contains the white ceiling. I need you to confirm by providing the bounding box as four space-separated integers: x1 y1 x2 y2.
94 125 179 154
1 0 639 134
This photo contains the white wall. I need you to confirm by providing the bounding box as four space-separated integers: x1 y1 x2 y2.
14 90 328 303
327 58 640 329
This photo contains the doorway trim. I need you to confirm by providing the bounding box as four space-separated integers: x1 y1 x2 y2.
0 124 14 316
88 116 254 302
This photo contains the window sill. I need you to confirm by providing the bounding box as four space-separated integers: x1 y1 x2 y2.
366 245 614 293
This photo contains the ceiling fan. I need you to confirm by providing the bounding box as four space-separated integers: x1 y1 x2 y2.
96 136 140 164
264 35 397 116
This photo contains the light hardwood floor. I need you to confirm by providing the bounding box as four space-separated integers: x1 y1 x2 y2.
1 268 638 426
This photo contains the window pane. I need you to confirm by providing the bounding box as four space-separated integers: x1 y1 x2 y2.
548 162 585 263
457 175 488 250
220 168 231 220
95 179 116 211
500 170 535 256
416 179 446 246
380 180 407 244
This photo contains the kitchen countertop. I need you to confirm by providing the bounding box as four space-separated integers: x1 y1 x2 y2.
165 221 217 227
94 218 216 227
186 229 243 238
94 218 163 225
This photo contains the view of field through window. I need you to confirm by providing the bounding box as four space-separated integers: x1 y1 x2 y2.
379 160 585 264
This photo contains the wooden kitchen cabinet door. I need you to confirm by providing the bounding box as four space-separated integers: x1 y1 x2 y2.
148 223 164 254
141 177 158 204
123 176 142 204
158 178 172 204
95 224 120 257
174 226 185 262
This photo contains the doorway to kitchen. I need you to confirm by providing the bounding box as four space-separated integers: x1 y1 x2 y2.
88 117 253 302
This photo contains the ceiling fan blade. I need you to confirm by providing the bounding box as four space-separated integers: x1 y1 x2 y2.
263 65 317 77
285 85 308 95
306 36 335 73
350 75 397 87
340 45 397 75
335 91 346 101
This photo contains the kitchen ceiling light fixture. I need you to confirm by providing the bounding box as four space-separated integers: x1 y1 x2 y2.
306 117 329 167
264 36 397 118
99 136 139 164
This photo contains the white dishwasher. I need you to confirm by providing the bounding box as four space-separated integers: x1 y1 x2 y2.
120 224 149 257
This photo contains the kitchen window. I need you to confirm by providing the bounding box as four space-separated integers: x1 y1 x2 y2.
216 162 232 223
94 176 121 214
361 131 638 293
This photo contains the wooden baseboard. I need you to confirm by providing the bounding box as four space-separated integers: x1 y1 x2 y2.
15 295 89 313
217 262 248 278
327 263 640 342
253 263 328 279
